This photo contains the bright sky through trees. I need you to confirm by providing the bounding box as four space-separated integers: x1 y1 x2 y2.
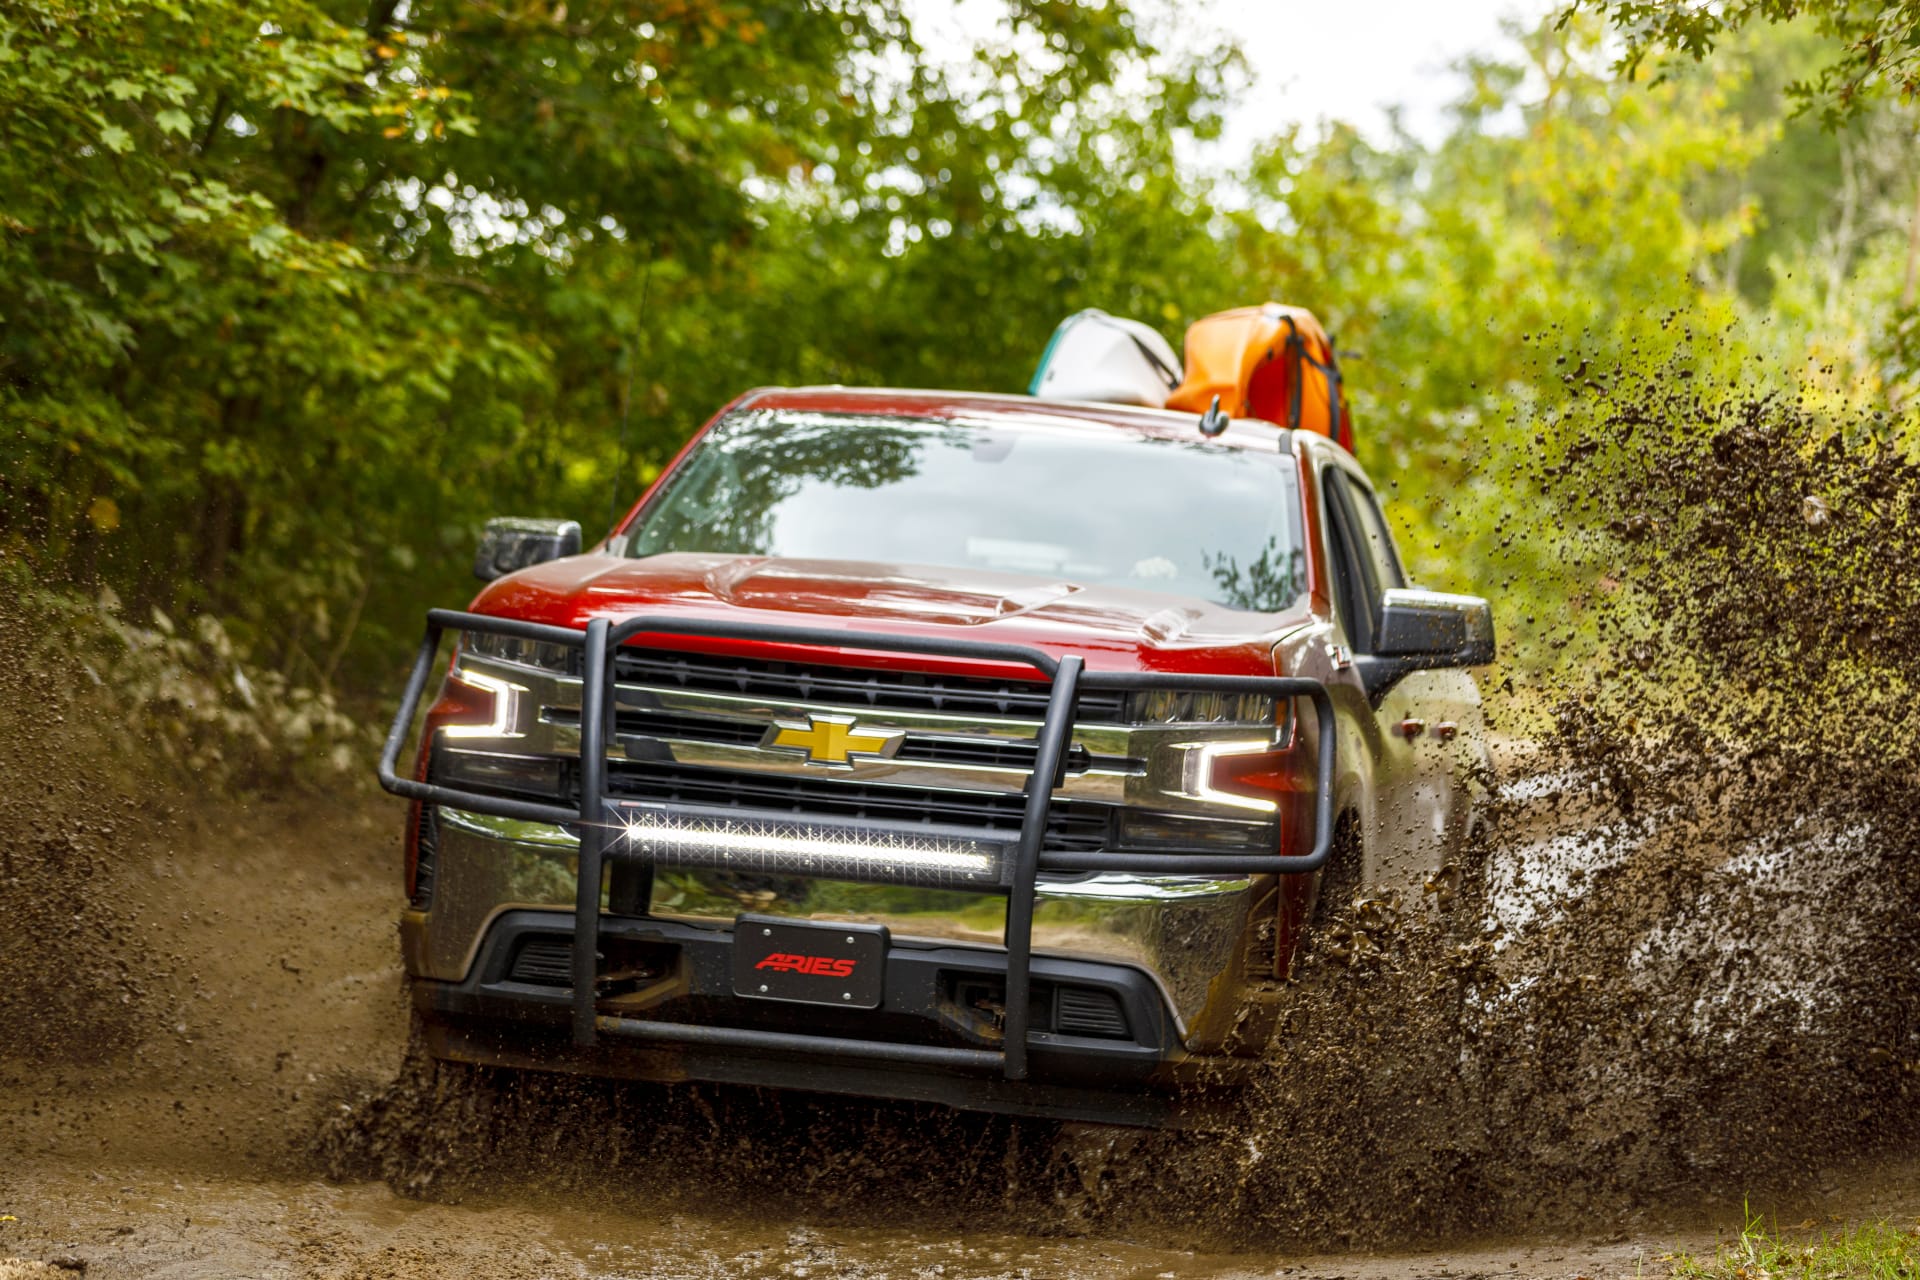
906 0 1559 154
1205 0 1559 147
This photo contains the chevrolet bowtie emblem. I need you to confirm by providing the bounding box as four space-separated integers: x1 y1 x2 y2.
762 713 905 768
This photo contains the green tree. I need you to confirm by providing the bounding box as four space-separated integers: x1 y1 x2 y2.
6 0 1913 718
1569 0 1920 123
0 0 1214 688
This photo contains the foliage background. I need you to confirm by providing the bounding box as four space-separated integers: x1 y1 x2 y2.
4 0 1918 767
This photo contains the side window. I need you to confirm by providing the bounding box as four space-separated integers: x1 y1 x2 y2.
1319 471 1374 652
1349 483 1407 594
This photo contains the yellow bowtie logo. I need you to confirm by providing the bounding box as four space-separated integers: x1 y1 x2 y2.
763 714 906 767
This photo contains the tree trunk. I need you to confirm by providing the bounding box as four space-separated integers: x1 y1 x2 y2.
1902 170 1920 309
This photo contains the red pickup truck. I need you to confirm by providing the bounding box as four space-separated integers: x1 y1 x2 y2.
378 386 1493 1127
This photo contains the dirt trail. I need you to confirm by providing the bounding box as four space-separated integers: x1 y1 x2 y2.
1 777 1912 1279
0 788 403 1172
0 787 1364 1274
0 1158 1749 1280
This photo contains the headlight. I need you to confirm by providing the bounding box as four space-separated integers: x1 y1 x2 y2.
1121 690 1290 740
1123 685 1305 854
1125 688 1280 728
436 667 527 740
460 629 579 674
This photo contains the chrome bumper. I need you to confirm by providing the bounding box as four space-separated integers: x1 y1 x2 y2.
403 807 1257 1043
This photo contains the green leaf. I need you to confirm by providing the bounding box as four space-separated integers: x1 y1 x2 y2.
99 124 132 153
104 77 143 101
155 108 192 137
246 223 289 259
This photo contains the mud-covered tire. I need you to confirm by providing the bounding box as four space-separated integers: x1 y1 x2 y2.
1308 814 1363 927
316 1006 500 1197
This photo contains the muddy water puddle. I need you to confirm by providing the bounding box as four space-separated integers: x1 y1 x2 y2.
0 1156 1724 1279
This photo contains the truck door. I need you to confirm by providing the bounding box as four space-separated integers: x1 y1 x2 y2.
1319 469 1474 895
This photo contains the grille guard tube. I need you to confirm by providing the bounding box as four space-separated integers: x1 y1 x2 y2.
377 607 1337 1080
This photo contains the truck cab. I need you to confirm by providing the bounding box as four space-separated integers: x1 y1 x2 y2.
379 387 1493 1126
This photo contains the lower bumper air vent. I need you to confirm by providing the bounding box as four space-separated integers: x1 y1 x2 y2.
508 937 574 986
1055 986 1129 1039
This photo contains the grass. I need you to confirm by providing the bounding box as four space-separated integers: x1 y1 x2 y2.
1667 1203 1920 1279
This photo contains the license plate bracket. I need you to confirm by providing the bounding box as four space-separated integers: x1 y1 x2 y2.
731 915 888 1009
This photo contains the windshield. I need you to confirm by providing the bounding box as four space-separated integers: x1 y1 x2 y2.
625 409 1308 612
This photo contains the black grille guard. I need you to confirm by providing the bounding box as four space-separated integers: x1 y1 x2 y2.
377 608 1335 1081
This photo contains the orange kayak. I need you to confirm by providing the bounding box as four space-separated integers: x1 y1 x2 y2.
1166 304 1353 450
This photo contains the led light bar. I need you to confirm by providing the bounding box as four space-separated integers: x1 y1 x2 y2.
602 800 1009 890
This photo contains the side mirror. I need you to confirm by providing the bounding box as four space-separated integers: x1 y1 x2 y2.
1355 589 1496 701
1373 588 1496 667
474 517 582 581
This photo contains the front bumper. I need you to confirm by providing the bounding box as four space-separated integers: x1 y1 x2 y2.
413 908 1235 1126
407 807 1261 1042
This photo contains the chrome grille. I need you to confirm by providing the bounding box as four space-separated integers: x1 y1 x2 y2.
445 646 1286 859
612 650 1130 721
591 760 1112 852
583 705 1104 774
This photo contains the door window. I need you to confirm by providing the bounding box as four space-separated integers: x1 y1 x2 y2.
1349 482 1407 594
1322 470 1410 653
1319 471 1374 652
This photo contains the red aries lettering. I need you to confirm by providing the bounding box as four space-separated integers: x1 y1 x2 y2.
755 953 856 977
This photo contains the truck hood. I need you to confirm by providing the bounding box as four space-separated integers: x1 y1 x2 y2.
474 552 1313 678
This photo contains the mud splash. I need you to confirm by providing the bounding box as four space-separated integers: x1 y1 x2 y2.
1137 785 1920 1247
0 599 174 1062
1158 362 1920 1245
320 1032 1071 1228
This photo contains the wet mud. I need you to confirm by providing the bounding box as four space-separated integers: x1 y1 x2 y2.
6 362 1920 1273
1126 366 1920 1245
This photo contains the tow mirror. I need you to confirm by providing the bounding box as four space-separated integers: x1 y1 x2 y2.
1355 589 1495 702
1373 588 1496 667
474 517 582 581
